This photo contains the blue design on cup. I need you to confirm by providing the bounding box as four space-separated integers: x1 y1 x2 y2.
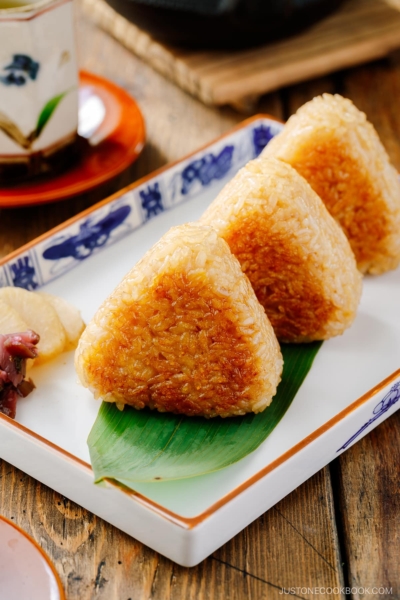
180 145 234 195
139 183 164 220
0 54 40 86
42 205 131 261
337 381 400 452
252 124 275 156
10 256 38 290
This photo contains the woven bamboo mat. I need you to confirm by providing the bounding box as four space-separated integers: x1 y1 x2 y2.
82 0 400 108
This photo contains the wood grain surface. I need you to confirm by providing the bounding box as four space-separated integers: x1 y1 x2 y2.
81 0 400 107
0 2 399 599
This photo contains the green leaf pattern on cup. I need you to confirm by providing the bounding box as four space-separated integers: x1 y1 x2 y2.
0 89 71 150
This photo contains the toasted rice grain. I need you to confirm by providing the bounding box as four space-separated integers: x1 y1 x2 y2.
75 223 283 417
262 94 400 274
201 157 362 342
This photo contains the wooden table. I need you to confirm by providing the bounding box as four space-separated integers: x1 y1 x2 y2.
1 4 399 599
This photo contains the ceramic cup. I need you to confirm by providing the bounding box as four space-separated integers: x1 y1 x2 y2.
0 0 79 183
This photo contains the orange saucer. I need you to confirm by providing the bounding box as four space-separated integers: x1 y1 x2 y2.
0 515 65 600
0 71 145 208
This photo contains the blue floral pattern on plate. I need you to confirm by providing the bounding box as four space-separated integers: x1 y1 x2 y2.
140 183 164 220
0 117 282 288
180 145 234 195
252 124 277 156
337 381 400 452
9 256 39 290
43 205 131 262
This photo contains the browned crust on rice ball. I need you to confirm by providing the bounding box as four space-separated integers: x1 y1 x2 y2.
201 157 362 343
75 224 283 418
263 94 400 275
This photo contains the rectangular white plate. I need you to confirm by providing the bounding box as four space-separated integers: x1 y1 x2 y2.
1 116 399 567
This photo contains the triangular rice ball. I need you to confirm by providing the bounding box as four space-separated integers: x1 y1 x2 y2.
262 94 400 274
201 157 362 343
75 223 283 418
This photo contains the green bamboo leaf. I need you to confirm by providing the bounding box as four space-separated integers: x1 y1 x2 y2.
88 342 322 484
35 90 69 140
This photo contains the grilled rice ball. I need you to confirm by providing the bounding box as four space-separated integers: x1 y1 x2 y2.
201 157 362 343
262 94 400 275
75 223 283 418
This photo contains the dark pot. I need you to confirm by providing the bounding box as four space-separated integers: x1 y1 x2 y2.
103 0 345 49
